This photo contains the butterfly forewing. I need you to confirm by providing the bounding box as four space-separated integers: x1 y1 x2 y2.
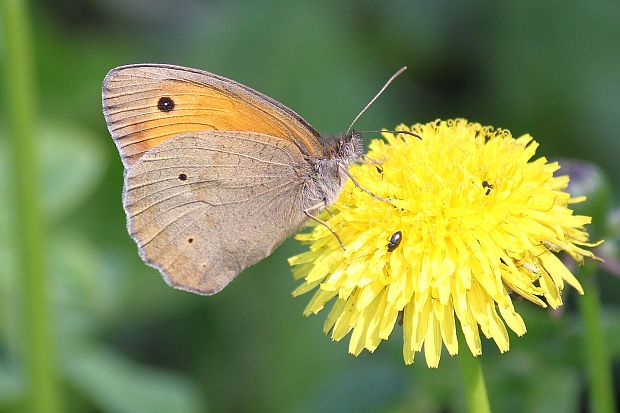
103 64 323 166
123 131 308 294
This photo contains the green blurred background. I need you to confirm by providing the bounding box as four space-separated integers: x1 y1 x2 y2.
1 0 619 412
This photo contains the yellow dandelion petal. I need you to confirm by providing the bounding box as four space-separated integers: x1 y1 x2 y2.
290 119 601 367
424 308 442 368
403 302 416 364
498 304 527 336
438 300 458 355
415 298 433 352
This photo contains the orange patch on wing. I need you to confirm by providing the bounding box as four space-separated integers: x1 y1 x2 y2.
104 76 321 166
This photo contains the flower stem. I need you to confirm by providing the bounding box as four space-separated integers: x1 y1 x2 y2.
458 346 492 413
577 261 615 413
1 0 61 412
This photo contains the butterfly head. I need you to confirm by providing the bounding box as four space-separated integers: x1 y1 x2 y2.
323 131 364 164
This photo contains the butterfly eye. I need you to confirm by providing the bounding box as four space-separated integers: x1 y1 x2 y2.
157 96 175 112
178 173 188 181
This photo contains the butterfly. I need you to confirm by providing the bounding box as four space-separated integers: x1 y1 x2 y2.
102 64 407 295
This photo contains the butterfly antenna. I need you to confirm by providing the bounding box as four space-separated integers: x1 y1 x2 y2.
357 129 422 140
346 66 408 134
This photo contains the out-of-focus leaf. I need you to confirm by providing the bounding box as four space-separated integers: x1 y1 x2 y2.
0 119 107 344
486 349 580 413
526 368 579 413
0 360 22 406
0 133 19 352
293 361 409 413
603 313 620 364
0 120 105 233
38 121 106 221
48 230 120 343
51 230 121 313
0 128 11 238
63 344 206 413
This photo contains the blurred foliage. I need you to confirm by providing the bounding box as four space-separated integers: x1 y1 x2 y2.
1 0 619 412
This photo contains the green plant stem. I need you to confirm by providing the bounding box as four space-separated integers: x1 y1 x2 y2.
577 262 615 413
1 0 61 412
458 346 492 413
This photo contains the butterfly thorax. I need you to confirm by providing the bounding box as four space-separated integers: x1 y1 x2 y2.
302 132 365 208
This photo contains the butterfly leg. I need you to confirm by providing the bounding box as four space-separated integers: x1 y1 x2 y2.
303 202 346 251
339 165 394 206
324 205 336 217
361 156 386 174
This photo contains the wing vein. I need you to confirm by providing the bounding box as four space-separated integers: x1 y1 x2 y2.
137 204 206 249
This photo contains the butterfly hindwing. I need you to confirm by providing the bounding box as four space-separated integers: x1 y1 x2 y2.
122 130 307 294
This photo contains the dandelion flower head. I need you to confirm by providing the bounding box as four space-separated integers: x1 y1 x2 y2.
289 119 600 367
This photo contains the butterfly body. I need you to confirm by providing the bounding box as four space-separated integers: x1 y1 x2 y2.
303 132 364 206
103 64 364 294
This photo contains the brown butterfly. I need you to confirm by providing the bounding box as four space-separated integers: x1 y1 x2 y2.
102 64 406 295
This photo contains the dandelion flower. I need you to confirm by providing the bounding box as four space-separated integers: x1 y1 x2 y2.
289 119 601 367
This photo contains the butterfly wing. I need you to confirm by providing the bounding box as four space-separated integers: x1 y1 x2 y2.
123 130 308 295
102 64 323 166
